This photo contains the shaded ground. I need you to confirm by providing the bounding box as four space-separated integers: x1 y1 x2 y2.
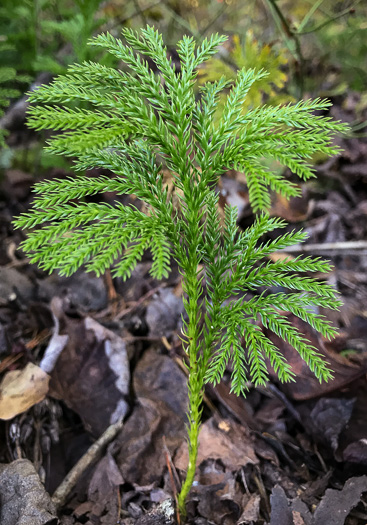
1 91 367 525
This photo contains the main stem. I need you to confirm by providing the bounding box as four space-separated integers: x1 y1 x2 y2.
177 269 204 517
176 186 205 517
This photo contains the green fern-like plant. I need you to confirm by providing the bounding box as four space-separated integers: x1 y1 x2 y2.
14 26 348 517
0 0 108 77
0 66 18 146
35 0 107 73
0 42 30 146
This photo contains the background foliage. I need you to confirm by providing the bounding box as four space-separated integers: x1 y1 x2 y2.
1 0 364 173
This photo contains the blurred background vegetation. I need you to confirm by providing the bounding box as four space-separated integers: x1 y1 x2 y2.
0 0 366 172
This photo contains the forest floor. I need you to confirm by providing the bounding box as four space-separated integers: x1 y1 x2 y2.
1 90 367 525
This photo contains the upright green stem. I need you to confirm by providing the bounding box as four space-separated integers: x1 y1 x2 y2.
178 304 222 517
177 365 202 512
177 271 204 516
177 190 205 517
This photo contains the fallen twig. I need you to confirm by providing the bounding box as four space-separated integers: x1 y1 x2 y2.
163 436 181 525
52 418 124 509
281 240 367 254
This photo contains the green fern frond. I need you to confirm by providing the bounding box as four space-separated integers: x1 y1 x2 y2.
240 226 309 264
47 127 129 156
218 68 269 139
228 327 250 394
242 98 347 132
205 334 230 386
114 236 152 280
244 167 272 212
242 159 301 201
150 232 171 279
260 310 333 381
27 105 122 131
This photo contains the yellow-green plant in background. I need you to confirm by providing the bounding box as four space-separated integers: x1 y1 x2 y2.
198 31 292 117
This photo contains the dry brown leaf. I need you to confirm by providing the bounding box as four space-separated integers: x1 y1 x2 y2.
313 475 367 525
238 493 261 524
175 417 257 472
268 252 296 263
338 381 367 465
0 362 50 420
49 314 130 436
270 192 309 222
116 350 188 485
309 397 355 452
207 381 258 430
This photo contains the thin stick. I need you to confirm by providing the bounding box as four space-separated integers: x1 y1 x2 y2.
296 0 361 35
117 485 122 524
264 0 305 95
52 418 124 509
115 283 168 320
280 240 367 254
117 1 162 27
266 384 302 424
163 436 180 525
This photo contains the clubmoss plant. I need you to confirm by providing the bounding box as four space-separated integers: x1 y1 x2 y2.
14 26 348 517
